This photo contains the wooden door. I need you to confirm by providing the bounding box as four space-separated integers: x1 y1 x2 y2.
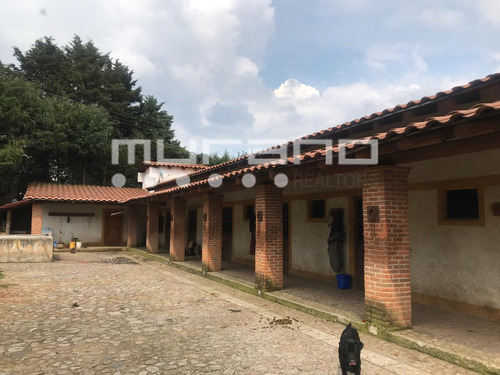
222 207 233 261
104 210 123 245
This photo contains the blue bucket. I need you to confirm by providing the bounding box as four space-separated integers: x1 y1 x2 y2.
336 274 352 289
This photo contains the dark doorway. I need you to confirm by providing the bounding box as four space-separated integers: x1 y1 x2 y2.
104 209 124 245
187 209 197 244
283 203 290 275
222 207 233 261
353 197 365 290
158 212 169 253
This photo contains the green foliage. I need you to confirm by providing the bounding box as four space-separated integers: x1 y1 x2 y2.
196 150 233 166
0 35 188 197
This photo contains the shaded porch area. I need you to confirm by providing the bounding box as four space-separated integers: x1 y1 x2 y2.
146 250 499 373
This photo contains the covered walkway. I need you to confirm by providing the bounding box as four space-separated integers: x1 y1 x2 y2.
139 249 500 374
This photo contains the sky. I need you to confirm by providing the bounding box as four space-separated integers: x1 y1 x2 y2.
1 0 500 156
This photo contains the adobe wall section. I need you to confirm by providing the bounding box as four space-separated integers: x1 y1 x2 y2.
409 186 500 309
0 235 53 262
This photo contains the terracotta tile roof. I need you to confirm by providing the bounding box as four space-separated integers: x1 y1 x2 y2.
290 100 500 161
128 100 500 202
293 72 500 140
150 73 500 191
0 199 33 211
138 161 207 173
24 182 148 204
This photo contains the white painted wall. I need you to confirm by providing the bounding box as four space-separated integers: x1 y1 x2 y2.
405 148 500 183
141 166 200 189
284 172 362 196
231 204 253 263
290 197 350 277
405 148 500 309
223 189 254 203
41 203 127 244
409 186 500 309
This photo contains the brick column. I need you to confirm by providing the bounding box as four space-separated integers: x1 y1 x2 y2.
362 166 411 330
170 198 187 262
202 194 223 272
146 202 160 253
255 184 283 291
31 203 43 235
127 205 139 248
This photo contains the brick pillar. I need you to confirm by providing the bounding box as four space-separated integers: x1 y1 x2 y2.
127 205 139 248
6 209 12 234
146 202 159 253
362 166 411 330
31 203 43 235
170 198 187 262
255 184 283 291
202 194 223 272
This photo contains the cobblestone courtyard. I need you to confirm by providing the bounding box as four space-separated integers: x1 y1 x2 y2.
0 252 479 374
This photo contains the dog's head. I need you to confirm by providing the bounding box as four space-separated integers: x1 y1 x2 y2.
343 338 363 367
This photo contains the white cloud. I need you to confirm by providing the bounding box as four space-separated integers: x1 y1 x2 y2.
476 0 500 25
420 9 463 29
365 44 406 71
490 52 500 72
0 0 494 157
274 79 320 100
365 43 428 78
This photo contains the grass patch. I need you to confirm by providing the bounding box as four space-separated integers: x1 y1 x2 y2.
0 270 8 287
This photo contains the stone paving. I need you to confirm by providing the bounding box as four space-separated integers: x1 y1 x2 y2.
0 252 480 374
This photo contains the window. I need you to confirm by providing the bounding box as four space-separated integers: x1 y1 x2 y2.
308 199 326 221
438 187 484 226
446 189 479 219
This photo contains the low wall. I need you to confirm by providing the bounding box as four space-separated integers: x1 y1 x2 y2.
0 235 53 263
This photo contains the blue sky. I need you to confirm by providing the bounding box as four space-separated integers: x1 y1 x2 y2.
1 0 500 156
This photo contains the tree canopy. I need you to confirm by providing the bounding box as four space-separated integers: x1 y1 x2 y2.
0 35 188 200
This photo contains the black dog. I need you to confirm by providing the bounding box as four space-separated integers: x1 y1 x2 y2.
338 323 363 375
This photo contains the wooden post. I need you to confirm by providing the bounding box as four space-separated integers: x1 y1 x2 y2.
6 209 12 234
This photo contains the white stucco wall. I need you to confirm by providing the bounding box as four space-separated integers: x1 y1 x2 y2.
141 166 199 189
231 204 253 263
284 172 362 196
290 197 350 277
41 203 127 244
223 189 254 203
409 186 500 309
405 148 500 309
405 148 500 183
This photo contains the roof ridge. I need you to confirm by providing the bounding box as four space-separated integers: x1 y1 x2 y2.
130 98 500 202
164 72 500 182
27 181 144 190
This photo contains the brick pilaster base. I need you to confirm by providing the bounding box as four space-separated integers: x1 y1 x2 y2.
255 184 283 291
127 205 139 248
362 166 412 330
31 203 43 235
146 202 159 253
202 194 223 272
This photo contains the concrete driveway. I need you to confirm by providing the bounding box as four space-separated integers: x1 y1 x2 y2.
0 252 478 374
